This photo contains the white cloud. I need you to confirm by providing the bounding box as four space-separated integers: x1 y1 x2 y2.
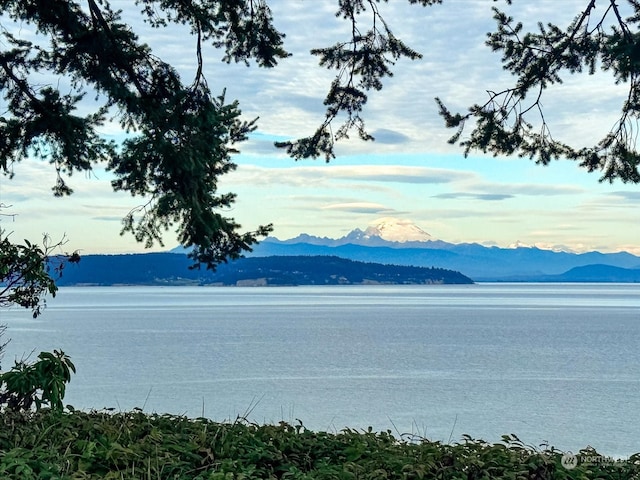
227 164 476 186
321 202 395 214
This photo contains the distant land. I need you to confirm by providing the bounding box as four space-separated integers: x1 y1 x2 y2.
233 219 640 283
55 219 640 285
53 254 473 286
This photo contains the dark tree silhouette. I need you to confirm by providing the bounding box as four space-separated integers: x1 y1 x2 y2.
437 0 640 183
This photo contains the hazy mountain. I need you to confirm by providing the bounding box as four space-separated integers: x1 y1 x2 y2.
249 221 640 281
545 264 640 283
277 218 436 248
167 219 640 282
251 240 640 281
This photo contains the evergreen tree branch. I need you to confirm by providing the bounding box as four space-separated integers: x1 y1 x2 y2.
437 0 640 183
275 0 428 160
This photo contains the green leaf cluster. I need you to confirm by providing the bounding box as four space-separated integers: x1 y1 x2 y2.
0 232 58 318
0 228 79 319
0 411 638 479
0 349 75 412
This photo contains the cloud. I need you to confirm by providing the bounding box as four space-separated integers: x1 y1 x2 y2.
228 164 476 187
609 191 640 201
615 244 640 256
241 138 284 156
92 216 124 222
320 202 395 214
429 181 584 201
370 129 411 145
415 207 503 220
432 192 514 201
465 182 586 196
0 191 32 204
529 224 585 235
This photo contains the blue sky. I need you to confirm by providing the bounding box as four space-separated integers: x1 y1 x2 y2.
1 0 639 255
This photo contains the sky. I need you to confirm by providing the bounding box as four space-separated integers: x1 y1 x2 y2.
1 0 639 255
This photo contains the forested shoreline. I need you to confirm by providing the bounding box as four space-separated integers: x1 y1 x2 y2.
52 254 474 286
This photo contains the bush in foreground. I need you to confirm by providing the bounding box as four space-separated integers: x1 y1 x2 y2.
0 409 638 479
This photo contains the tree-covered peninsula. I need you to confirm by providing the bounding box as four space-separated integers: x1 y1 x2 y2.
53 253 473 286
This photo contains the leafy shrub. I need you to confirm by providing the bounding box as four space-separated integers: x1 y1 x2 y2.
0 411 637 479
0 349 75 412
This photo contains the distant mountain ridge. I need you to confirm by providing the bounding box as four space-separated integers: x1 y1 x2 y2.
243 219 640 282
279 230 451 249
542 264 640 283
277 218 440 248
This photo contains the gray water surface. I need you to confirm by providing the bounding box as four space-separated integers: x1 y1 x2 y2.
2 283 639 456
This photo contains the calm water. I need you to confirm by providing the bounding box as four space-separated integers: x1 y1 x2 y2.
2 284 639 456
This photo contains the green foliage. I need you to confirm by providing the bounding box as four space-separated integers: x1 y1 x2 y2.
0 0 276 269
0 349 75 413
0 229 79 367
0 324 7 371
0 411 637 479
438 1 640 183
0 227 80 319
134 0 289 67
0 232 65 318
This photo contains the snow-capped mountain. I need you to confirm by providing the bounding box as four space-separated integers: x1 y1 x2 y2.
362 218 431 243
508 240 531 249
251 216 640 280
273 218 434 247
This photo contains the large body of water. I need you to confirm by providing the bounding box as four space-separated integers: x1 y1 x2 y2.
2 283 639 456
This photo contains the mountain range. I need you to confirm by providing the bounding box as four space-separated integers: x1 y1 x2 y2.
243 219 640 282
